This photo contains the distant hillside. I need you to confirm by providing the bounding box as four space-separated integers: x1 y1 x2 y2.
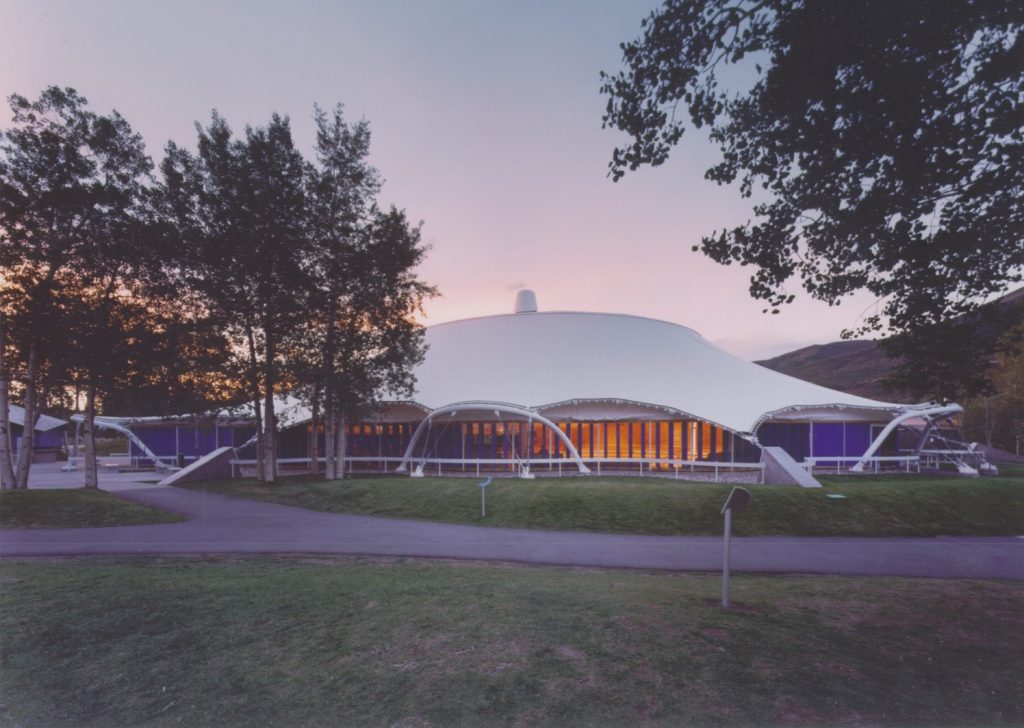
755 340 907 402
755 286 1024 402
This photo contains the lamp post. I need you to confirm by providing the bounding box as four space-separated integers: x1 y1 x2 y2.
479 477 493 517
721 486 752 609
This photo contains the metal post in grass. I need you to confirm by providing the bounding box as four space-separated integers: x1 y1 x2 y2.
479 477 493 517
721 486 752 609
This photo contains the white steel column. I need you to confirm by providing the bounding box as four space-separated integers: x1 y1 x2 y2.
851 405 962 472
397 402 591 475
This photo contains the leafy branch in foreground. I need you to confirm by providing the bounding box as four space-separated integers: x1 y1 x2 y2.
602 0 1024 396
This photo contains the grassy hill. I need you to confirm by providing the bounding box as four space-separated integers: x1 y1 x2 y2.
755 287 1023 402
755 340 904 401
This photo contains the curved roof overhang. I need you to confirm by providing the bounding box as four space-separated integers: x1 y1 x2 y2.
536 398 752 438
386 397 758 442
750 401 951 435
396 305 930 436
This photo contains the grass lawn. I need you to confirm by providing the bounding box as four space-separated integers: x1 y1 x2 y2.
184 470 1024 537
0 489 186 529
0 557 1021 727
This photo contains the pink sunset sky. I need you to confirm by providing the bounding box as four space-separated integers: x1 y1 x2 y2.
1 0 884 360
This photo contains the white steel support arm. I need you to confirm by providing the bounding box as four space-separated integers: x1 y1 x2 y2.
397 402 591 474
71 415 174 469
850 405 962 472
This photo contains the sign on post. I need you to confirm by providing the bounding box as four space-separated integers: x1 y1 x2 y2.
479 477 493 517
721 486 752 609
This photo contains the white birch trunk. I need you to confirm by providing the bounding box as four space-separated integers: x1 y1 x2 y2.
309 390 320 475
0 377 13 490
325 400 336 480
83 384 99 489
263 390 276 482
14 341 39 489
334 412 346 480
0 312 16 490
245 324 264 480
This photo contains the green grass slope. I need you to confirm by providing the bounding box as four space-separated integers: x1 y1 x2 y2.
183 472 1024 537
2 557 1021 727
0 488 186 529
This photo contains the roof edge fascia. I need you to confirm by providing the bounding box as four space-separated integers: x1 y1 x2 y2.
535 397 753 440
427 309 702 338
748 401 952 439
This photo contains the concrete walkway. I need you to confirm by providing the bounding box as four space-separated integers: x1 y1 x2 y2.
22 459 167 491
2 484 1022 579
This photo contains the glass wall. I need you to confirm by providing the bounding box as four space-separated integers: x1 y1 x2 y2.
351 423 415 459
272 416 905 472
756 421 894 463
388 417 759 469
132 424 255 462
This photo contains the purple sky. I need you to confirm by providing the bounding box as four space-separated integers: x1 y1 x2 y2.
1 0 884 360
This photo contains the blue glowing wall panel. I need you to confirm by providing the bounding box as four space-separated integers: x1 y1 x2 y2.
130 427 179 458
129 425 256 460
844 424 872 458
811 423 845 457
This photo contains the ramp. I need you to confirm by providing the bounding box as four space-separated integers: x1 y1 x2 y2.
158 447 236 487
760 446 822 488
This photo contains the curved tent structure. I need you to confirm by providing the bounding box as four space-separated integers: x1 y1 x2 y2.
379 291 966 476
407 309 914 436
84 290 982 478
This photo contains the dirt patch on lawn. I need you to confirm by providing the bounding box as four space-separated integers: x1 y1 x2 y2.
554 644 586 661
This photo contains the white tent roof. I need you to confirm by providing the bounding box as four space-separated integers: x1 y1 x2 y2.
90 293 938 438
8 405 67 432
405 301 931 435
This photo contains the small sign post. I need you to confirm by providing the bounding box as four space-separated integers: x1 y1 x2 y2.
479 477 493 517
721 486 752 609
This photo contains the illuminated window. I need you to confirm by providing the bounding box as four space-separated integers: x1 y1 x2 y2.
580 422 591 458
630 423 643 459
656 421 669 467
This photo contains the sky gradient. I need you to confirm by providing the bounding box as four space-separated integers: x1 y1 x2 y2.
1 0 885 359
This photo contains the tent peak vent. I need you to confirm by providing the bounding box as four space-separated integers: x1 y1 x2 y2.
514 289 538 314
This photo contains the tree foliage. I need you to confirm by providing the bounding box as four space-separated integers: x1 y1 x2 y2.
602 0 1024 394
962 319 1024 453
294 105 435 478
158 106 434 481
3 87 434 486
159 112 313 481
0 87 158 487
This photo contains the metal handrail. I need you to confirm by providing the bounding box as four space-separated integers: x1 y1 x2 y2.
228 454 765 480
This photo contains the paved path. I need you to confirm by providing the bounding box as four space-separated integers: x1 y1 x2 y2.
23 459 167 491
1 485 1022 579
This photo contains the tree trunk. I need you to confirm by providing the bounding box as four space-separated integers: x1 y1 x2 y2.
321 268 341 479
262 332 277 483
309 387 320 475
334 411 347 480
83 383 99 489
14 338 40 489
245 323 264 479
324 397 336 480
0 312 15 490
983 399 997 448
